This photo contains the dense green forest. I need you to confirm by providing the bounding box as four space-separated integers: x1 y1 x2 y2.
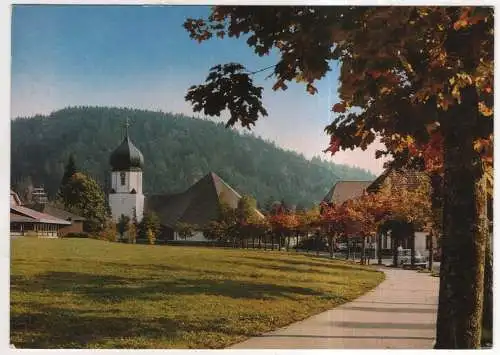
11 107 375 209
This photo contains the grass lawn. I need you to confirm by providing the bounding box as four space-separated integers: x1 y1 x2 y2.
11 238 384 349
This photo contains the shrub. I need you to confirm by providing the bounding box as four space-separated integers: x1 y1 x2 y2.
147 228 156 245
97 220 117 242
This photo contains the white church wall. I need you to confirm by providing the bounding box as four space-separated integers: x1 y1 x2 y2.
109 193 144 222
111 171 143 194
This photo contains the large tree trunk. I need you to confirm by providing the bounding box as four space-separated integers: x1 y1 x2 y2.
328 234 334 258
435 85 487 349
286 233 291 251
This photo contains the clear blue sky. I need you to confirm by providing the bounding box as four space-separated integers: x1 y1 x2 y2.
11 5 387 174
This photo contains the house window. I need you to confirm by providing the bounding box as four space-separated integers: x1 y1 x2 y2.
120 172 126 186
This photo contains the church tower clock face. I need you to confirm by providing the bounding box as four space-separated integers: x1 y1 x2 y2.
108 119 145 222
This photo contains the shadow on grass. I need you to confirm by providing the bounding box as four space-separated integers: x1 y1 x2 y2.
217 259 345 277
242 255 378 273
11 271 332 303
10 304 250 348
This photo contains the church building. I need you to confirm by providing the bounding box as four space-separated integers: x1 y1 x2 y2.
108 122 263 242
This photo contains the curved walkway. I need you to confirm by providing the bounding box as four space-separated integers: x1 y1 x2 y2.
230 268 439 349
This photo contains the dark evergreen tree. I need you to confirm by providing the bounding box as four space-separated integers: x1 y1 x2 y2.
58 153 77 202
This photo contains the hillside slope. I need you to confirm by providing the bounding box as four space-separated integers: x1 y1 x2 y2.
11 107 375 208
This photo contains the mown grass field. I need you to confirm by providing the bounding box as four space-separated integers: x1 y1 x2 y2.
11 238 384 349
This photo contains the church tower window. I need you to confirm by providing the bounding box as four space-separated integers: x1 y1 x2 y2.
120 172 126 186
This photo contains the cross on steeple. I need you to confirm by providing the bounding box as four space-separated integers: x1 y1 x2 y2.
124 117 130 138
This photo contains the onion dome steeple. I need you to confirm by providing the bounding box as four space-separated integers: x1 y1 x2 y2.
109 118 144 171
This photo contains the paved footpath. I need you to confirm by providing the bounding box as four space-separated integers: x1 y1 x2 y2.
230 268 439 349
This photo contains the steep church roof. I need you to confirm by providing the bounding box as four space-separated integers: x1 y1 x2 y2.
146 172 263 228
323 180 373 205
109 127 144 171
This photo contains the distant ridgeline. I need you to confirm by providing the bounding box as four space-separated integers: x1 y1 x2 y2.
11 107 375 209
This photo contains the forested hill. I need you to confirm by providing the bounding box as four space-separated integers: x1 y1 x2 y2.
11 107 375 209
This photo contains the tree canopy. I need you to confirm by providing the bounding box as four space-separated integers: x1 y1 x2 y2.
62 172 108 233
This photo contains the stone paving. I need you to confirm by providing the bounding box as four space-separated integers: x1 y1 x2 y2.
230 268 439 349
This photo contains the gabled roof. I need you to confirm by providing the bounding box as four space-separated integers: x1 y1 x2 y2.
323 180 373 205
367 167 427 193
146 172 263 228
27 203 86 222
11 205 71 225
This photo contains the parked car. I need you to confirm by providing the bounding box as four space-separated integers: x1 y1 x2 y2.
398 249 427 266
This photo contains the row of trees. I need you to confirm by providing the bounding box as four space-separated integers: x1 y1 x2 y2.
174 177 432 269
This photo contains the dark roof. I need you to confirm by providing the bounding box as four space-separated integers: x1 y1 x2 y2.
10 206 71 225
146 172 263 228
323 180 373 205
109 132 144 171
27 203 86 221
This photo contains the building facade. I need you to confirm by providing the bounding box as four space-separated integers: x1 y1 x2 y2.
108 124 145 222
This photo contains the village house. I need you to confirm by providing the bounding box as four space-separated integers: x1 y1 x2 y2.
366 168 431 256
27 203 86 236
321 180 375 251
10 190 72 238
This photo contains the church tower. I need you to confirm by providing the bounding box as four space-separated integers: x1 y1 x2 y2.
109 120 145 222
